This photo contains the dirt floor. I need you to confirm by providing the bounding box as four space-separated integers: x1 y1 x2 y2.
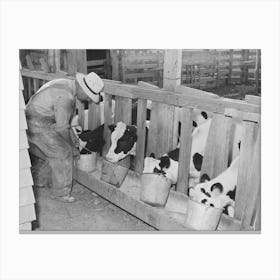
32 183 155 232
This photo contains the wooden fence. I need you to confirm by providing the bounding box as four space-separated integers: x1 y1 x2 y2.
110 49 261 94
21 68 261 231
181 49 261 93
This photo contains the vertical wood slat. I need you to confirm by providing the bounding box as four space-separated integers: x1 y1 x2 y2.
200 113 233 179
176 107 193 194
114 95 132 124
88 102 101 130
103 93 113 155
228 49 233 85
110 50 120 81
54 49 61 72
234 121 259 220
147 102 175 158
255 49 261 94
26 54 39 94
66 49 78 75
76 50 87 74
48 50 55 72
135 99 147 172
27 77 32 100
113 95 132 168
240 127 261 230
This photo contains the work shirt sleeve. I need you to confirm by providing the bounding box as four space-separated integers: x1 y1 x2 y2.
54 95 75 132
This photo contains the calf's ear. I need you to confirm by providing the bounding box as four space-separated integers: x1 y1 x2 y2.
108 124 116 132
201 111 208 119
200 173 210 183
149 153 155 158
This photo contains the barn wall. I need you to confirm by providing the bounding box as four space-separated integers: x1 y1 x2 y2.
19 64 36 231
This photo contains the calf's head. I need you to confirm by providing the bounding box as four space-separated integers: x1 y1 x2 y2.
105 122 138 163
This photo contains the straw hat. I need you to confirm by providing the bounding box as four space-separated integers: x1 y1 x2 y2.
76 72 104 103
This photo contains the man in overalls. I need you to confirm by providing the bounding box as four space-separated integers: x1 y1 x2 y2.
26 72 104 202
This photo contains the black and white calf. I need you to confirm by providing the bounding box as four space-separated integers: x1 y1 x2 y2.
143 119 212 185
189 155 240 217
77 125 105 155
105 122 140 163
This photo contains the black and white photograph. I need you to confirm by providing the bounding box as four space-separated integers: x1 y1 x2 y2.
1 1 280 280
19 49 261 232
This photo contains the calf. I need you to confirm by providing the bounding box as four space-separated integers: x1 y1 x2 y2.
189 155 240 217
105 122 139 163
143 119 212 185
78 124 105 155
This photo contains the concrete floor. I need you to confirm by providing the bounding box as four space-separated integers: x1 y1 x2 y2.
33 183 155 232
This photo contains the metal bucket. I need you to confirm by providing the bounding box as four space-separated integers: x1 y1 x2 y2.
184 197 223 230
77 152 97 172
101 158 129 188
140 173 171 207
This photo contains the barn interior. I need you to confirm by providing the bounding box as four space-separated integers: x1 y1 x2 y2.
19 49 261 232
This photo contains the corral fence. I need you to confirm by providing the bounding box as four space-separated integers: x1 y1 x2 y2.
21 64 261 231
109 49 261 95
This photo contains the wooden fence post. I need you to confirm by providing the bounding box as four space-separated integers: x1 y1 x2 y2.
228 49 233 85
255 49 261 94
163 49 182 151
110 50 120 81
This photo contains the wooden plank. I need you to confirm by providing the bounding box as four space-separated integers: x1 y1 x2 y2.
21 68 73 81
27 78 32 100
19 109 27 130
47 50 55 72
176 108 193 194
114 96 132 124
19 89 26 109
103 93 113 155
76 50 87 73
147 102 175 157
163 49 182 91
240 128 261 230
200 114 232 179
88 102 101 130
135 99 147 172
26 55 40 92
66 49 78 75
19 131 29 150
20 69 261 115
138 81 159 89
110 50 120 81
20 186 35 206
124 72 158 79
234 122 259 220
19 204 36 224
87 59 106 67
103 82 261 115
19 149 31 169
255 50 261 94
123 63 159 69
20 168 34 188
54 49 61 72
175 85 219 99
